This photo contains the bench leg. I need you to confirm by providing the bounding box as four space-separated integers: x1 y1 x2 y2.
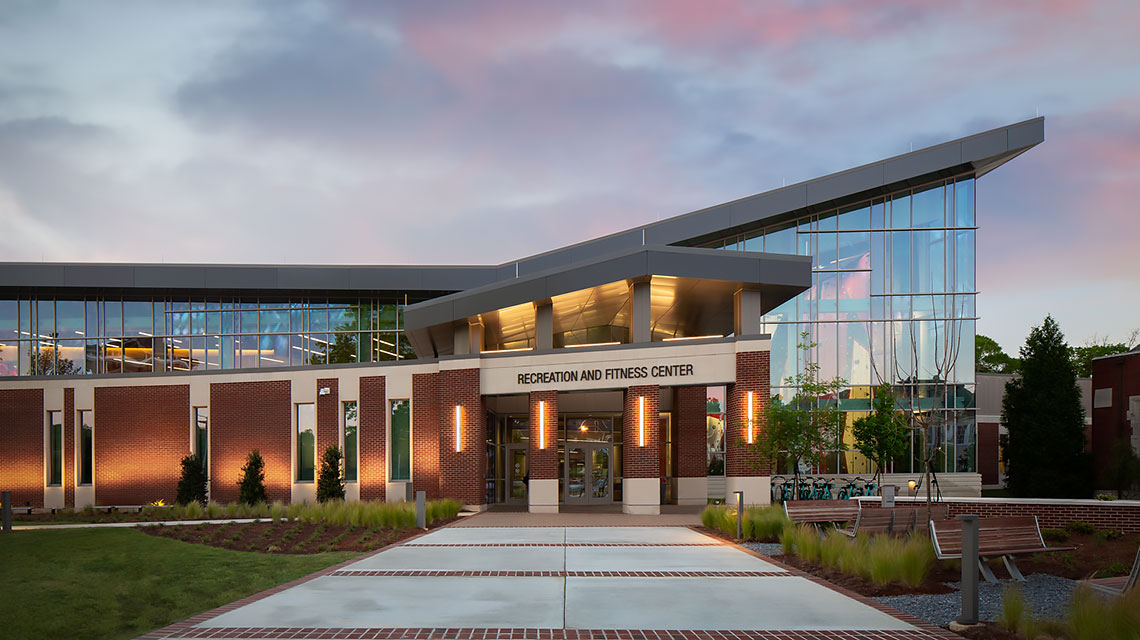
978 557 1000 584
1001 555 1026 582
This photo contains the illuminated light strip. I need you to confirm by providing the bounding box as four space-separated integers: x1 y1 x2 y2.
538 400 546 449
455 405 462 453
565 341 620 348
483 347 534 354
747 391 755 444
662 335 723 342
638 396 645 447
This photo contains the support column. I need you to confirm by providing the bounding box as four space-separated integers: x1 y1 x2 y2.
727 350 771 505
64 388 75 508
316 378 339 462
629 279 651 343
535 301 553 351
622 384 661 514
358 376 386 502
438 367 486 509
528 391 559 513
674 386 708 506
411 373 441 500
734 289 763 337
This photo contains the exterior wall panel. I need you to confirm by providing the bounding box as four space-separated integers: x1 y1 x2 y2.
209 380 292 504
358 376 386 501
0 388 45 508
93 384 189 505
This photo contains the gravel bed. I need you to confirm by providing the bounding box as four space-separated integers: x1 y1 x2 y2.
873 574 1078 628
740 541 784 557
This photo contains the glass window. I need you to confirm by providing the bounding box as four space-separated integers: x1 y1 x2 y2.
328 305 358 332
123 301 152 336
838 205 870 230
56 339 84 374
48 410 62 485
195 407 208 472
837 272 870 320
912 230 946 293
259 309 288 333
309 306 328 332
890 194 911 229
104 300 122 337
890 231 910 293
911 184 945 228
0 339 16 376
297 403 315 482
327 333 358 364
955 179 975 227
870 200 885 228
764 225 796 255
956 230 975 292
36 300 54 339
706 386 725 476
1 300 19 340
816 233 837 269
260 334 289 367
391 399 411 481
86 301 99 338
56 301 84 339
344 401 358 482
870 232 885 295
376 304 398 331
836 231 870 270
78 410 93 485
239 335 259 368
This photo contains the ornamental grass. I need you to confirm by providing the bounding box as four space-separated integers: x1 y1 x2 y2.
699 504 789 541
778 526 935 587
141 497 462 529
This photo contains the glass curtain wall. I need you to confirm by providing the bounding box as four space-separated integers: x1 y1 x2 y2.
710 176 977 473
0 297 419 376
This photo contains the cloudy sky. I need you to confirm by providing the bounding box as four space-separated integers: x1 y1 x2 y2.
1 1 1137 353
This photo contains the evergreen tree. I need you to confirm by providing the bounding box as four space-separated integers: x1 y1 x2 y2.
316 445 345 503
850 382 911 480
1000 315 1092 497
237 449 269 505
176 452 208 506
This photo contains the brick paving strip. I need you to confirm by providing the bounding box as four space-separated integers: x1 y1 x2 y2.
401 543 723 547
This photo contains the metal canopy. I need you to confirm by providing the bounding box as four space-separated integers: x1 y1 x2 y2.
404 245 811 357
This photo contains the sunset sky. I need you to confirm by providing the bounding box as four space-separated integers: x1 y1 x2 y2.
1 1 1137 354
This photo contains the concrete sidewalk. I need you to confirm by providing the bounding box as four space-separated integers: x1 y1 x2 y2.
143 524 958 639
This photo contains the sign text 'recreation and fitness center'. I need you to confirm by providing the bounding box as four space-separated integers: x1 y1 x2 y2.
517 363 695 386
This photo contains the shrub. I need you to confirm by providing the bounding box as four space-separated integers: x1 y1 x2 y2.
1041 527 1070 543
316 446 345 503
175 452 208 506
1094 528 1124 542
1065 521 1095 535
1094 561 1129 578
1096 493 1117 501
699 504 788 540
237 450 268 505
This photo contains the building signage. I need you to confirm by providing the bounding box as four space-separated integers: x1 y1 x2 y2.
517 363 695 386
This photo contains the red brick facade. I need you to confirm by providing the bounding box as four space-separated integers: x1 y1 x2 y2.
622 385 660 479
727 351 769 476
411 372 441 500
64 388 75 507
863 498 1140 533
675 385 707 478
529 390 559 480
439 367 486 506
1091 351 1140 489
977 422 1000 486
316 378 339 465
94 385 190 505
209 380 292 504
0 388 44 508
358 376 386 501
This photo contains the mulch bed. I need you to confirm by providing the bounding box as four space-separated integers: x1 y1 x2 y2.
950 622 1022 640
140 518 457 554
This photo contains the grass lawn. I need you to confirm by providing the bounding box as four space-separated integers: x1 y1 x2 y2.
0 527 358 640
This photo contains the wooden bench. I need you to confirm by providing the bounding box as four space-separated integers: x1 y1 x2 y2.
783 499 860 528
841 506 895 537
931 516 1075 583
1080 547 1140 597
908 503 950 535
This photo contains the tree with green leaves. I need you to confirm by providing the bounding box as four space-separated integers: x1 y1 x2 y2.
1106 440 1140 499
176 452 208 506
750 331 846 498
850 382 911 482
1000 315 1093 498
237 449 268 505
316 445 346 503
976 334 1018 374
1069 330 1138 378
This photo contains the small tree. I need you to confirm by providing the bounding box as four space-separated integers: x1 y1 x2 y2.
237 449 268 505
751 331 846 498
1001 315 1093 498
316 445 345 503
1106 440 1140 499
176 452 208 506
850 382 911 483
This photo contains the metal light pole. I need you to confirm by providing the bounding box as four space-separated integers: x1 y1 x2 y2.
734 490 744 539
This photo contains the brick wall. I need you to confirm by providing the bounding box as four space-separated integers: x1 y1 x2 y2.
94 385 189 505
622 385 660 479
358 376 386 501
438 368 485 506
675 386 707 478
210 380 291 504
1091 353 1140 488
863 497 1140 533
64 388 75 507
529 390 559 480
316 378 339 467
727 350 769 476
412 372 441 500
0 388 44 508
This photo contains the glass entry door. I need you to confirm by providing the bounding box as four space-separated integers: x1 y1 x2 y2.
564 443 612 505
506 445 528 504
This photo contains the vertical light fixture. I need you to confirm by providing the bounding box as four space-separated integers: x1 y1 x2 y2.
538 400 546 449
747 391 755 444
638 396 646 447
454 405 462 452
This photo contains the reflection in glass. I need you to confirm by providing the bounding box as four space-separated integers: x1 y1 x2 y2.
391 399 411 481
344 401 358 482
296 403 315 482
567 447 586 498
79 410 93 485
592 447 610 499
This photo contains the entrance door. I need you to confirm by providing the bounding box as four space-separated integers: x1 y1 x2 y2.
506 445 528 504
564 443 612 504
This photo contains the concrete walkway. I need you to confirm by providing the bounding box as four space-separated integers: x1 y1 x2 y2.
144 524 956 640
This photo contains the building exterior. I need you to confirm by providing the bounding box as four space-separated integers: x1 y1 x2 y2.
1091 347 1140 492
0 118 1044 513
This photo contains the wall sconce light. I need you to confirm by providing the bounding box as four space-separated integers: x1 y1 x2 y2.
638 396 646 447
538 400 546 450
454 405 462 452
747 391 755 444
318 387 331 396
907 479 917 496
